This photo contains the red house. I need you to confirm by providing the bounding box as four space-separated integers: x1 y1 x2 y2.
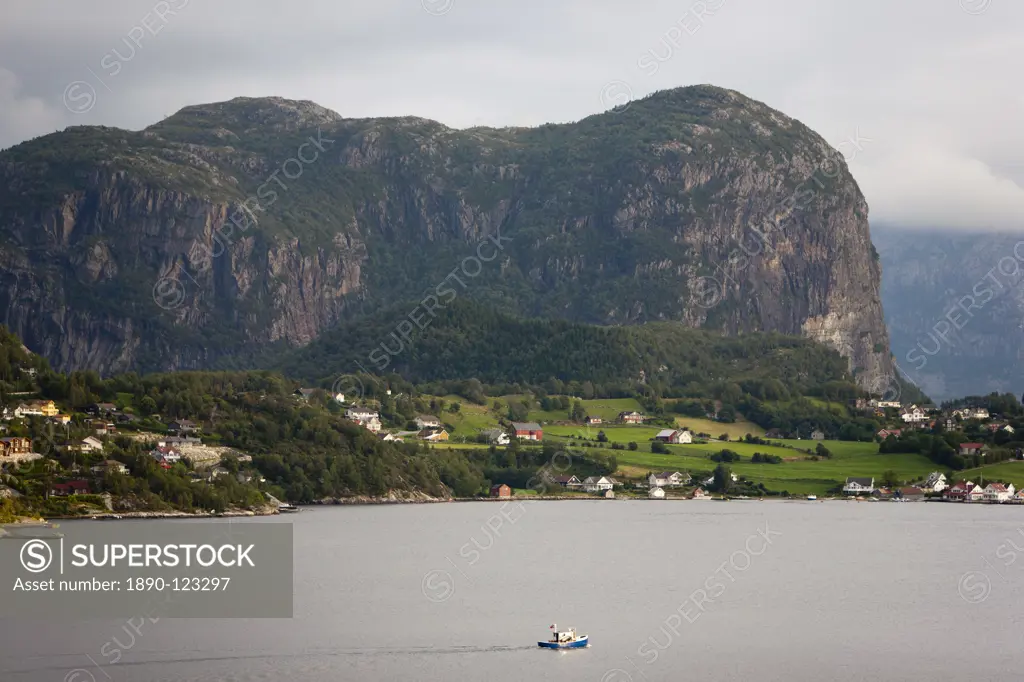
490 484 511 498
960 443 985 456
511 422 543 441
50 480 90 496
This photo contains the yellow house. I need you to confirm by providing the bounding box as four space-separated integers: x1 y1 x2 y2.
418 428 449 442
33 400 59 417
53 413 71 425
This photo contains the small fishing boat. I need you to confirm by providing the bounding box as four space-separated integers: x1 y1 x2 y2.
538 624 588 649
807 495 817 501
277 504 300 513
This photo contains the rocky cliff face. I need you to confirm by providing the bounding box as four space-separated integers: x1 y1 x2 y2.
0 86 894 390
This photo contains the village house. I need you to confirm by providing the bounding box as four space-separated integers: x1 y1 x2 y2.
581 476 615 493
584 416 603 426
417 428 449 442
91 420 116 436
203 466 230 482
414 415 442 430
648 487 665 499
91 460 128 475
922 472 948 493
168 419 200 435
0 436 32 458
553 475 582 489
959 442 986 457
691 487 711 499
150 446 182 465
875 487 893 500
511 422 543 441
943 418 958 431
810 429 825 441
843 477 875 495
764 429 787 439
871 399 901 409
51 480 90 496
1015 488 1024 504
378 432 401 442
654 429 693 444
481 429 511 445
901 406 927 423
296 388 318 400
91 402 118 416
983 483 1016 503
968 484 987 503
50 413 72 425
490 484 512 498
618 411 645 424
648 471 690 488
944 481 975 501
877 428 903 440
13 403 43 418
345 407 382 433
895 486 925 501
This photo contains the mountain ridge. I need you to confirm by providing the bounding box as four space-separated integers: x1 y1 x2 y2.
0 85 894 392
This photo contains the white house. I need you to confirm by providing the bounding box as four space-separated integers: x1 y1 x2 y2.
901 406 927 423
654 429 692 444
843 477 875 494
346 407 382 433
91 459 128 475
983 483 1015 503
648 487 665 499
150 446 181 465
922 472 948 493
481 429 511 446
13 403 43 418
378 432 401 442
703 472 739 486
581 476 615 492
346 407 379 421
618 411 645 424
415 415 442 429
649 471 690 488
81 436 104 452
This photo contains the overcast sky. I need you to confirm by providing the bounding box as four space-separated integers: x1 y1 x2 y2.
1 0 1021 231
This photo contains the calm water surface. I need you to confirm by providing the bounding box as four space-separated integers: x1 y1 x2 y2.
2 500 1023 681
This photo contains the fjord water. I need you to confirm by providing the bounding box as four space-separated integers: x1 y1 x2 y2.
3 501 1023 681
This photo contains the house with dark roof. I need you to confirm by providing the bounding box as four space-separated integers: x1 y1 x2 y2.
50 480 90 496
168 419 200 435
843 477 875 494
415 415 442 429
553 475 582 489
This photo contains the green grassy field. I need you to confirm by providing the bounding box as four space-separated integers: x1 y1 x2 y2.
672 416 765 439
960 460 1024 487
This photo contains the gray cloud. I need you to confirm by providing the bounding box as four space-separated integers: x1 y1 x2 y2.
1 0 1021 230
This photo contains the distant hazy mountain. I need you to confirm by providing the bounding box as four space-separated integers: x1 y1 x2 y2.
874 225 1024 401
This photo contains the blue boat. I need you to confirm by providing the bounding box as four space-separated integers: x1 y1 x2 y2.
538 625 588 649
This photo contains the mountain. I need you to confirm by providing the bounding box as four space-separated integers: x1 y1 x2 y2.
0 85 894 391
875 225 1024 401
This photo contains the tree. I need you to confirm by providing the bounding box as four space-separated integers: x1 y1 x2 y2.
712 464 733 493
719 433 729 442
651 441 669 454
628 441 638 451
882 470 899 488
815 443 832 459
596 431 608 443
